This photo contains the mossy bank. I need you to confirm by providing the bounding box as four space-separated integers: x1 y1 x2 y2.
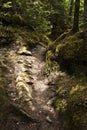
46 31 87 130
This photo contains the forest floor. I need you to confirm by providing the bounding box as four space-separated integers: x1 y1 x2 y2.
0 43 60 130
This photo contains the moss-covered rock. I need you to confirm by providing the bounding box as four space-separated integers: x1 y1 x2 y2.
18 46 32 56
55 73 87 130
55 32 87 73
46 39 87 130
47 31 87 74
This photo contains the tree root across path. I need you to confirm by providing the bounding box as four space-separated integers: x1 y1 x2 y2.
0 43 59 130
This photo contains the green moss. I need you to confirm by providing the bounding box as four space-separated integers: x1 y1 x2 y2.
18 31 40 46
56 34 84 59
46 31 87 130
0 76 10 119
15 28 50 49
47 31 69 51
46 31 87 74
46 50 59 73
0 25 18 44
49 31 87 74
70 85 86 95
56 99 67 112
0 23 50 48
66 87 87 130
55 74 87 130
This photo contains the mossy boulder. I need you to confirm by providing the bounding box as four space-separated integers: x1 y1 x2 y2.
48 32 87 74
18 46 32 56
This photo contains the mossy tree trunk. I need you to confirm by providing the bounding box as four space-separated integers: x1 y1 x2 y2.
68 0 74 24
72 0 80 33
84 0 87 47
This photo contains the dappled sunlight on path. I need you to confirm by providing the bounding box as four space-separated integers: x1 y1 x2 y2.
0 43 59 130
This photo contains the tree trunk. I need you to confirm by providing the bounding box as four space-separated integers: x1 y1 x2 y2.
68 0 74 22
72 0 80 32
84 0 87 46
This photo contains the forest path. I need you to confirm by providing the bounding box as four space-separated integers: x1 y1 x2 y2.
0 43 59 130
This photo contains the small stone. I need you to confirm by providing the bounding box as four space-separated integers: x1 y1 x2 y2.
16 122 19 125
39 110 42 114
46 116 52 123
18 47 32 56
17 60 24 63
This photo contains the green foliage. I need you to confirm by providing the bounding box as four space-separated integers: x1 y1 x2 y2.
0 25 17 43
49 0 67 39
0 1 12 17
0 0 85 38
0 0 53 35
79 0 84 29
3 1 12 8
16 0 52 35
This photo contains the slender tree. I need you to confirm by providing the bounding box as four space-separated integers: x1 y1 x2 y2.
68 0 74 24
49 0 66 39
72 0 80 32
84 0 87 46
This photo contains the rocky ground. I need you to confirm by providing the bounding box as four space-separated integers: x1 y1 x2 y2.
0 43 60 130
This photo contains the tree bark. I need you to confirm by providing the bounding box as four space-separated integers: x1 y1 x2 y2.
84 0 87 46
68 0 74 22
72 0 80 32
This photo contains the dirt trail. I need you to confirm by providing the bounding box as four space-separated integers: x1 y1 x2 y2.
0 43 59 130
